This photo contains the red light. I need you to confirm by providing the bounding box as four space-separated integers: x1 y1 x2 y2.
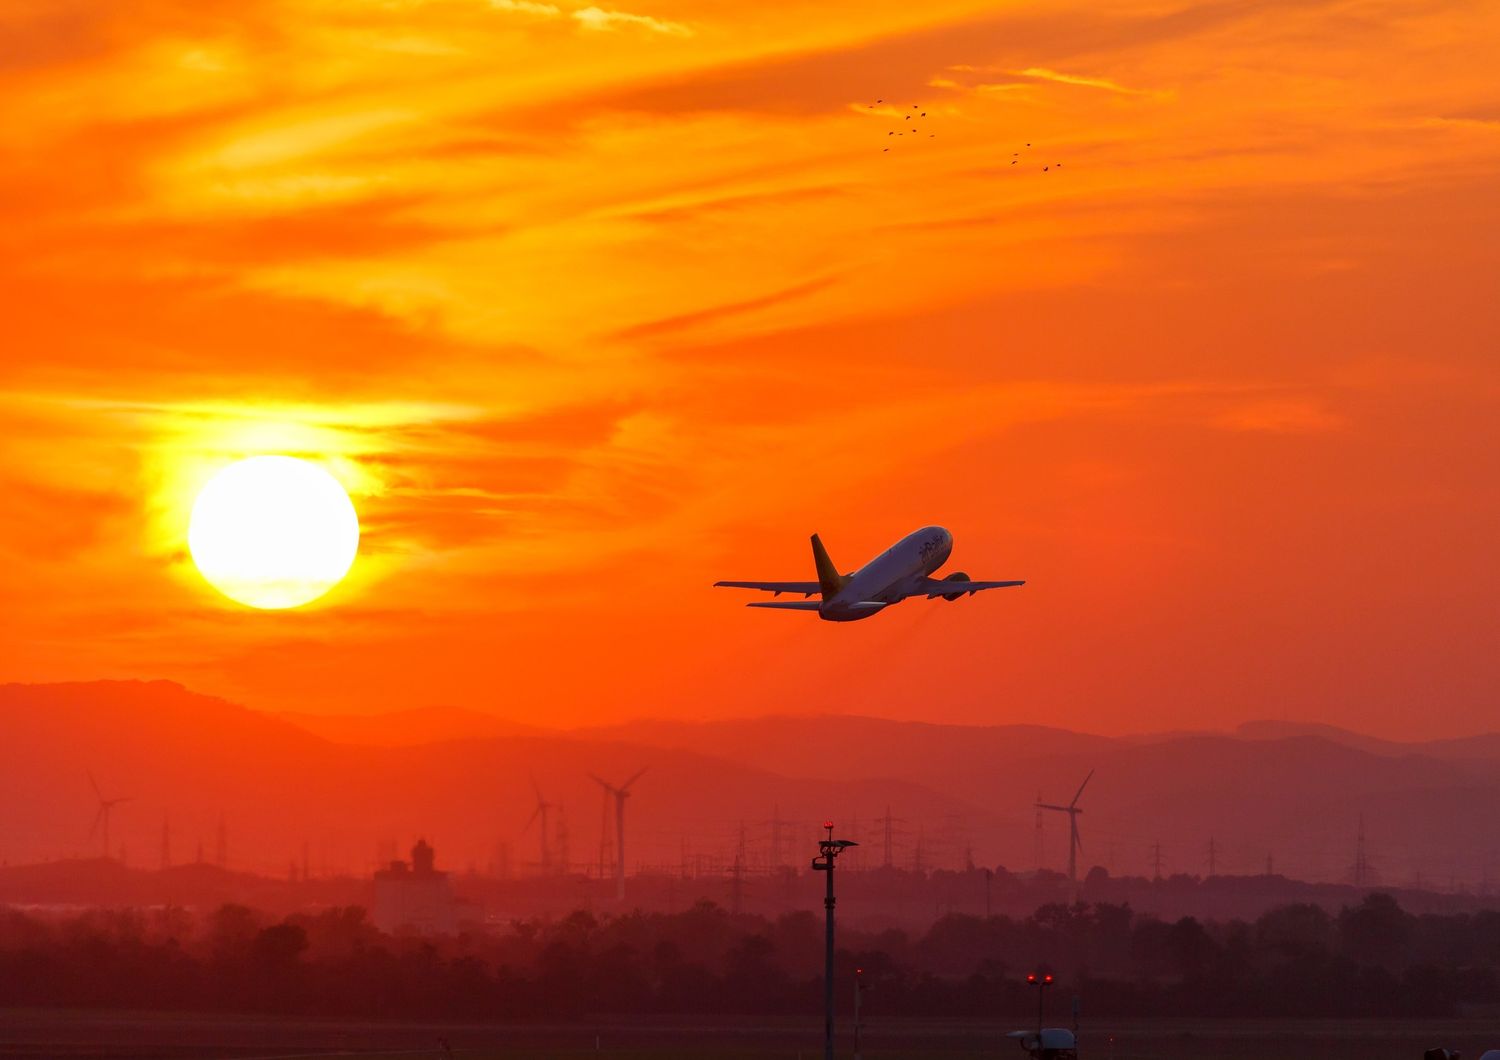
1026 974 1037 984
1044 974 1054 984
824 820 834 829
856 968 863 975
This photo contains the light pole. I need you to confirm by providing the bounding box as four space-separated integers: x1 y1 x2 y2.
853 966 865 1060
813 821 856 1060
1026 971 1055 1035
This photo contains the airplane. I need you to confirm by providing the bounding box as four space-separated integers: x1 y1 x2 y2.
715 526 1023 621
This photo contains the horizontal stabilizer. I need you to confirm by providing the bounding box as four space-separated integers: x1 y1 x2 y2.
715 581 821 597
745 600 823 611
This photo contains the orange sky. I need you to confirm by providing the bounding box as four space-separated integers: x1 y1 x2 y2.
3 0 1497 738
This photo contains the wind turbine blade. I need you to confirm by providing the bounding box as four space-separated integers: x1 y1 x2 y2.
88 771 103 802
1069 769 1095 808
588 773 616 794
1036 803 1070 812
523 805 541 833
619 767 649 792
89 806 105 839
1073 826 1084 855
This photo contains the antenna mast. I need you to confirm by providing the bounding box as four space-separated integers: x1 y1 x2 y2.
1353 815 1369 887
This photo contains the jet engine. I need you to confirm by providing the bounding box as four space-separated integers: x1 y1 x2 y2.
941 571 971 601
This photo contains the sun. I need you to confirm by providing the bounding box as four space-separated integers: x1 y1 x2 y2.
188 455 360 609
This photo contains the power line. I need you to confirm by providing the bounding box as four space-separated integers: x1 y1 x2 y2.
874 806 905 869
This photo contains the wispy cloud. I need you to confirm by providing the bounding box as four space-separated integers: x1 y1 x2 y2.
572 6 691 36
1416 115 1500 131
610 276 837 342
1013 66 1166 98
490 0 563 15
488 0 691 35
1213 398 1347 434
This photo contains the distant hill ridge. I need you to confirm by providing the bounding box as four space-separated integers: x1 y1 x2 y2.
271 698 1500 764
275 704 545 746
0 680 989 877
5 680 1500 890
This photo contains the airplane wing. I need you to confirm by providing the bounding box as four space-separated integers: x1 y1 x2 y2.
714 581 821 598
915 578 1025 599
746 600 823 610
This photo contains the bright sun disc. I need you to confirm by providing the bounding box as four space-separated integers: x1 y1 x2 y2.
188 455 360 609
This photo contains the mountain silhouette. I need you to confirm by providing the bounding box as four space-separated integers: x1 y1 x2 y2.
275 705 543 746
5 681 1499 889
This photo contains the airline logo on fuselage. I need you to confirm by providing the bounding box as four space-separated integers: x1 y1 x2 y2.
918 535 946 560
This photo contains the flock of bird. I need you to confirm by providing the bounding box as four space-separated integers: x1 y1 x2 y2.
867 97 1063 171
868 98 936 150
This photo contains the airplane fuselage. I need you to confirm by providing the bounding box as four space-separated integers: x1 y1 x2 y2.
821 525 953 621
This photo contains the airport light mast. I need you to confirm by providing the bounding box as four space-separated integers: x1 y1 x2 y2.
853 965 868 1060
813 821 856 1060
1026 971 1055 1035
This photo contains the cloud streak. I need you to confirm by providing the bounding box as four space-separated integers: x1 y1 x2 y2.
572 6 691 36
1013 66 1167 97
489 0 692 35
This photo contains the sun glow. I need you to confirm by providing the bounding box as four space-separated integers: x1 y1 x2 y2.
188 456 360 609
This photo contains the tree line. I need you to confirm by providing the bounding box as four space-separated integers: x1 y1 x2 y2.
0 893 1496 1019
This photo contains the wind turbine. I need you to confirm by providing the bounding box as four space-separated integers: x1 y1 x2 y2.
523 775 553 874
87 772 131 861
597 787 614 880
1035 769 1093 882
590 767 647 901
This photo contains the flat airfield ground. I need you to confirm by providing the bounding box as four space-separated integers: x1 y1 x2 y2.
0 1011 1494 1060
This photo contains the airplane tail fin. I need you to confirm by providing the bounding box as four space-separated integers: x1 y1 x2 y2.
810 534 849 600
